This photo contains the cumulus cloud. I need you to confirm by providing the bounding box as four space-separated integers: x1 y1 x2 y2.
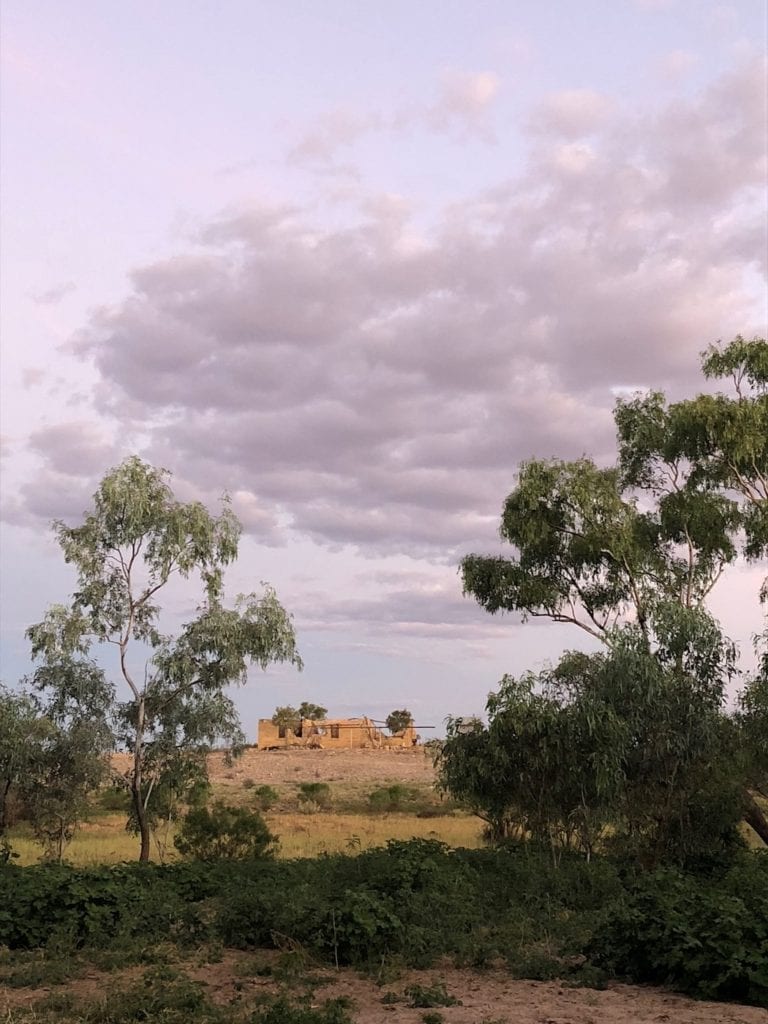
13 61 766 587
288 69 501 167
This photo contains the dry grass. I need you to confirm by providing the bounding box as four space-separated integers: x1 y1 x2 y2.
8 809 483 866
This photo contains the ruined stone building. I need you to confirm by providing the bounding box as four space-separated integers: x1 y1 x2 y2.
256 716 419 750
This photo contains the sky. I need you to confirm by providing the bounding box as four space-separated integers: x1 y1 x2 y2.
1 0 766 739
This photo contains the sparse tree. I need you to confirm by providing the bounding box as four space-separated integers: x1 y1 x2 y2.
28 457 302 861
298 701 327 722
386 709 413 735
271 705 300 731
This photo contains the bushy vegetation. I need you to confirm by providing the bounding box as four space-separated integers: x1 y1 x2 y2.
1 839 766 1005
174 802 277 861
297 782 332 809
367 784 419 812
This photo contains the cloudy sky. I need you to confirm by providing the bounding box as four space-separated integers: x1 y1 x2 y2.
1 0 766 737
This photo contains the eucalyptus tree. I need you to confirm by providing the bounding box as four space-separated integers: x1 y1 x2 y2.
28 456 302 861
0 686 45 836
458 337 768 848
1 667 112 861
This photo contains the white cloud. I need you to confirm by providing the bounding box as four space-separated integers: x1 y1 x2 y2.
9 62 766 594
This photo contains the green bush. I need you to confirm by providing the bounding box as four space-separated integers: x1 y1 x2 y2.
94 787 133 814
174 803 277 861
2 839 767 1007
368 784 418 812
252 784 280 811
250 995 355 1023
297 782 332 809
591 853 768 1006
82 964 221 1022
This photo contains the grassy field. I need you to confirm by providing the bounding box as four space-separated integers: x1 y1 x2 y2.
6 748 486 865
8 746 764 865
7 810 483 865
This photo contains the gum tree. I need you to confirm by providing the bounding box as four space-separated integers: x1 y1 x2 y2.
458 337 768 848
28 456 302 861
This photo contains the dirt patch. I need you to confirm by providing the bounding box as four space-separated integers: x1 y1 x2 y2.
112 747 437 789
3 953 766 1023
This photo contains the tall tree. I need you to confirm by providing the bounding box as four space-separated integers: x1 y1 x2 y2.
28 457 302 861
460 337 768 846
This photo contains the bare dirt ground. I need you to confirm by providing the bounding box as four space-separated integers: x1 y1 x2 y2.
3 954 766 1023
208 746 438 788
112 747 437 789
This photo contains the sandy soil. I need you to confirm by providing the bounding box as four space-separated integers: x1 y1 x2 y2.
112 747 438 789
3 955 766 1023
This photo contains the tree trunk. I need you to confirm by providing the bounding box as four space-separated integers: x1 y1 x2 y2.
132 783 151 862
132 702 151 862
744 790 768 846
0 779 11 834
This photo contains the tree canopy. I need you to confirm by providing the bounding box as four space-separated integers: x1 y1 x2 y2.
450 337 768 855
27 456 302 860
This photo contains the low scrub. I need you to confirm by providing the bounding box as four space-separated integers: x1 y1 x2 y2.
297 783 332 809
1 841 766 1007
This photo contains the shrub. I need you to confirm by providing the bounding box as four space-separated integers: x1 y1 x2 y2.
368 785 417 813
251 995 354 1023
297 783 331 809
405 981 461 1007
95 786 133 814
174 803 277 861
82 964 221 1022
591 854 768 1007
252 784 280 811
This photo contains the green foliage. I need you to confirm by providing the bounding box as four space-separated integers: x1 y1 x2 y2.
297 782 332 808
0 948 80 988
250 995 355 1024
96 787 133 814
298 702 328 722
3 840 767 1004
174 802 277 861
271 706 300 730
405 981 461 1007
251 784 280 811
0 686 49 834
438 617 744 867
81 964 221 1022
26 456 301 861
385 709 413 735
457 337 768 855
1 675 112 861
591 853 768 1007
367 784 418 812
